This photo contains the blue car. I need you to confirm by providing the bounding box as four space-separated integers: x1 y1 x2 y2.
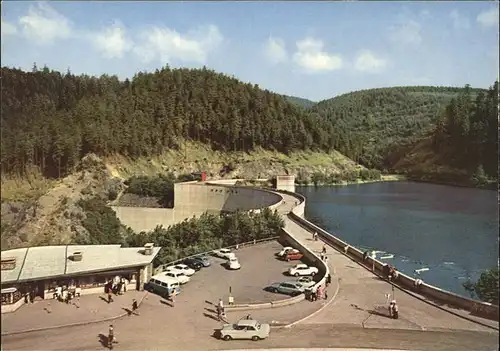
193 255 211 267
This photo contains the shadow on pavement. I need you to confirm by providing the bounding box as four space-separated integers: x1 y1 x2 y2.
203 312 219 321
368 309 391 318
99 296 111 303
205 307 217 314
97 333 109 348
160 300 173 307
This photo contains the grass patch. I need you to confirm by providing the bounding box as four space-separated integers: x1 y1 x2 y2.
1 168 56 202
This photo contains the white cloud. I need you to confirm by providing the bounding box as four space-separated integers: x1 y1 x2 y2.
133 24 223 64
18 2 72 44
292 37 342 73
476 7 499 28
1 19 18 38
450 10 470 30
354 50 387 73
264 36 287 64
389 19 422 45
90 21 133 59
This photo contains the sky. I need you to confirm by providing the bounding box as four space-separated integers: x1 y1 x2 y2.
1 1 499 101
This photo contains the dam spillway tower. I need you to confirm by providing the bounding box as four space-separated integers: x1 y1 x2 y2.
275 175 296 193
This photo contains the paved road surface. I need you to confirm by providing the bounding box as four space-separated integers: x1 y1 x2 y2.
3 323 497 351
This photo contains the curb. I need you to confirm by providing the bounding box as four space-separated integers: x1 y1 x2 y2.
2 292 149 336
284 269 340 328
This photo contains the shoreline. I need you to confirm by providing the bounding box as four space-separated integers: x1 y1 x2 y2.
295 174 497 190
295 174 406 187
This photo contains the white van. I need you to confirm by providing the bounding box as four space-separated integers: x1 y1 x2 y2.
145 275 181 297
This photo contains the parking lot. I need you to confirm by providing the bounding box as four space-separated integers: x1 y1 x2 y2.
165 240 316 304
2 240 327 351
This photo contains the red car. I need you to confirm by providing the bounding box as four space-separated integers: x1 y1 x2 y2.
282 250 303 261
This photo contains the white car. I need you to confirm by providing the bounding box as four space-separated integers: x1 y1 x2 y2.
296 276 316 289
277 247 295 257
164 271 190 284
226 257 241 270
166 264 196 276
288 264 319 277
213 248 236 259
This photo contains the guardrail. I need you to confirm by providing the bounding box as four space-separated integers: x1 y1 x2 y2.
287 210 499 322
154 236 280 275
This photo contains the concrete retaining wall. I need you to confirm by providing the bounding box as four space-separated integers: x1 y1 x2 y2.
288 211 499 321
113 181 283 233
111 207 212 233
175 182 283 213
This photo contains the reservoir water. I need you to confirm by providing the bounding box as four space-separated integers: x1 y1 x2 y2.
296 181 498 297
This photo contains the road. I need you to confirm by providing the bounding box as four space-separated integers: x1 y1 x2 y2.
3 322 497 351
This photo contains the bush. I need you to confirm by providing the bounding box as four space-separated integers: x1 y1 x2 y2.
125 173 195 207
75 197 124 245
126 207 285 266
108 189 118 201
463 268 499 305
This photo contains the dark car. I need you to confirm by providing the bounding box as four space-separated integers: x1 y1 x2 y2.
183 258 203 271
192 255 211 267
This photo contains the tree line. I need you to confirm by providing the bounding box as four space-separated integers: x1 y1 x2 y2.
126 207 284 266
309 85 489 169
2 64 496 183
1 65 335 178
432 82 498 181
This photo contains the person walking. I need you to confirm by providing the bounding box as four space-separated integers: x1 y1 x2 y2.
132 299 138 314
322 245 327 255
169 288 177 307
107 290 113 304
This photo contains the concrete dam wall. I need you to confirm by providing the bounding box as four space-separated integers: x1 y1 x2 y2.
112 181 283 233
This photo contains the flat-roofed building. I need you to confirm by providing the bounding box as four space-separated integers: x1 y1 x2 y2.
1 243 160 313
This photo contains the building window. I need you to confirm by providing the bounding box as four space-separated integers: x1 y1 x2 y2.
1 288 22 305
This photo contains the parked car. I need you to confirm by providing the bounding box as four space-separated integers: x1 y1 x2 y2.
164 271 190 284
281 250 303 261
145 276 181 297
296 276 316 289
213 248 236 259
193 255 211 267
165 263 196 276
182 258 203 271
217 319 270 341
276 246 295 257
268 281 305 296
226 257 241 270
288 264 318 277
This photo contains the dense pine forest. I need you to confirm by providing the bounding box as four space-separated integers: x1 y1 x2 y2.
431 83 498 180
1 64 497 186
1 65 336 179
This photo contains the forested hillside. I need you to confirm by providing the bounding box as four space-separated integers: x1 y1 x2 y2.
310 86 487 169
1 65 338 179
395 82 498 186
283 95 316 109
